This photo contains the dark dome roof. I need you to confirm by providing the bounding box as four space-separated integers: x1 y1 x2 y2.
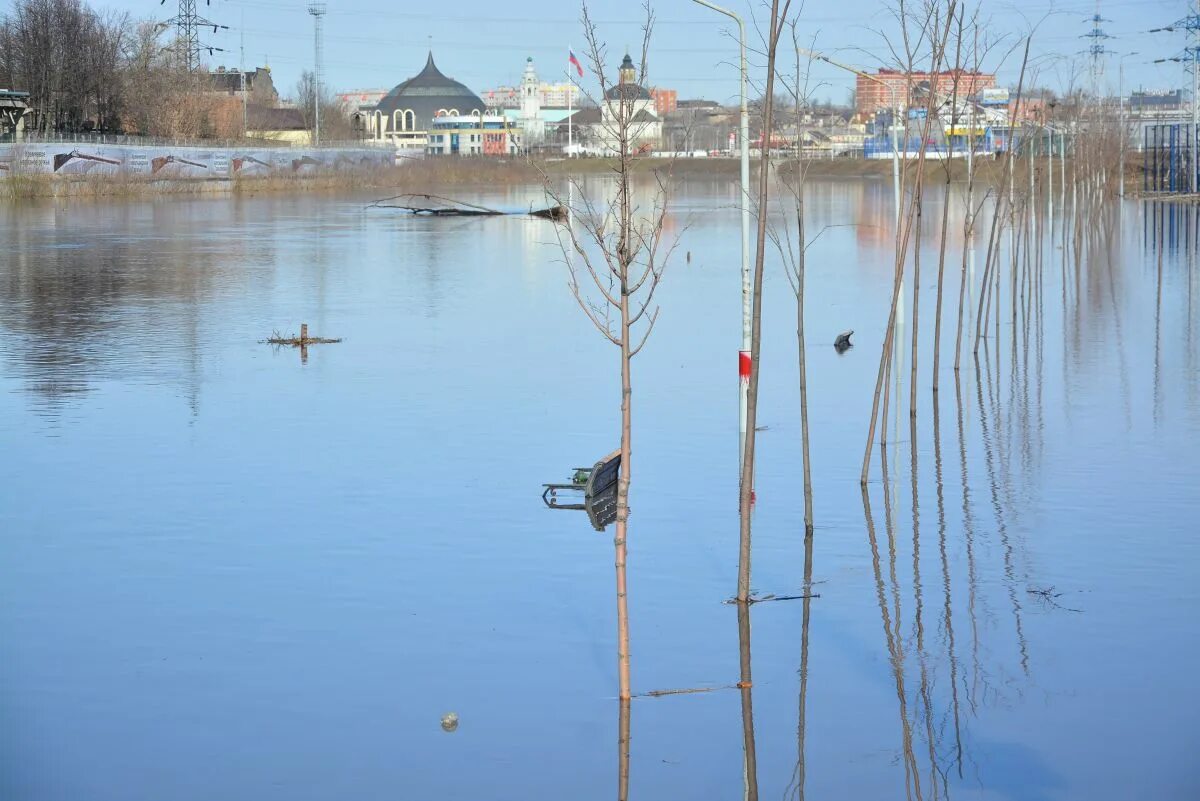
605 83 652 101
375 52 486 126
605 53 651 100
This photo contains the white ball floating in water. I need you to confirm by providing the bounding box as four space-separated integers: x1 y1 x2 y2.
441 712 459 732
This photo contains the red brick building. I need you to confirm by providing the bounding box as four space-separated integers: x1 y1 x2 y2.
855 69 995 113
650 88 677 116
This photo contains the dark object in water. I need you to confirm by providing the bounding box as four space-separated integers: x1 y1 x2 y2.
542 450 621 531
529 204 568 221
834 330 854 353
369 193 565 221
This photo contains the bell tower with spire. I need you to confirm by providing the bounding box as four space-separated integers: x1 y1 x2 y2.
519 56 544 147
618 53 636 86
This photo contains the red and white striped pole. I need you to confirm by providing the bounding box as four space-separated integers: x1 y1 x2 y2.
739 348 750 475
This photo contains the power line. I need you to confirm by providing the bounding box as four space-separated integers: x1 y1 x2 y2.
161 0 228 72
1149 2 1200 192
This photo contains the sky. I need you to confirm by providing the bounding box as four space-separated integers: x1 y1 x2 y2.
59 0 1200 104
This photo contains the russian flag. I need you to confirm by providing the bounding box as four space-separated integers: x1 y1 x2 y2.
568 48 584 78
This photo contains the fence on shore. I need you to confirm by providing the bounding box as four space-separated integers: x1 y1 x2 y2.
0 139 392 179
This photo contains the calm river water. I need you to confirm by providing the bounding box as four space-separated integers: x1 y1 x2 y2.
1 177 1198 801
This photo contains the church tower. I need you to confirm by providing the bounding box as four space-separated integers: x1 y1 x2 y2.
519 57 544 147
618 53 636 86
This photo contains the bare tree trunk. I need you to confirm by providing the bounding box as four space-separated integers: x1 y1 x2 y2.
616 295 632 700
796 199 813 534
737 599 759 801
932 165 953 392
550 3 674 705
859 0 958 485
973 38 1031 354
738 0 792 602
909 196 922 418
617 697 631 801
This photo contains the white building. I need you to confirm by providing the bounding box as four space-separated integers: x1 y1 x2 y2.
426 114 520 156
482 81 580 110
564 53 661 155
518 57 545 148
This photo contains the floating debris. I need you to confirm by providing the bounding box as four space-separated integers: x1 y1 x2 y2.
369 193 565 221
264 323 342 347
441 712 459 732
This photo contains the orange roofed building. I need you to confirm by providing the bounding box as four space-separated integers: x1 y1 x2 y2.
855 69 995 114
650 88 677 116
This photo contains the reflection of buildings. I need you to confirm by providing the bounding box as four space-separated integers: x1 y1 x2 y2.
0 199 281 415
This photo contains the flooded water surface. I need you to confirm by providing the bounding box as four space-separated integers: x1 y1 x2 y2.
1 179 1198 800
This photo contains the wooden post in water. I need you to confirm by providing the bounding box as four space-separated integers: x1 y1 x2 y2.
300 323 309 343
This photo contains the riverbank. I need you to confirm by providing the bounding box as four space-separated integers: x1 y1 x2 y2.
2 152 1142 200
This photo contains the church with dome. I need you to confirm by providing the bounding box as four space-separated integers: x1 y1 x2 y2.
563 53 662 155
363 52 518 156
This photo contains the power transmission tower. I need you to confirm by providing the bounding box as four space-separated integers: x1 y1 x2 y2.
1151 2 1200 192
161 0 228 73
308 1 326 146
1081 1 1114 97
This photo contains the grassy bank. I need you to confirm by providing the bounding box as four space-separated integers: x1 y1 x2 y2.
3 152 1147 200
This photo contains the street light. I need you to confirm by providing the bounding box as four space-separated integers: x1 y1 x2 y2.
689 0 751 470
796 48 902 223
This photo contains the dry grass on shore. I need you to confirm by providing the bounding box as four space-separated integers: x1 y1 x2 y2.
1 170 239 201
3 152 1145 201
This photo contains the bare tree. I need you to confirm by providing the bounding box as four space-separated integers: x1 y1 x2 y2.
546 2 677 703
0 0 129 133
738 0 794 604
767 24 824 537
292 70 357 142
859 0 959 485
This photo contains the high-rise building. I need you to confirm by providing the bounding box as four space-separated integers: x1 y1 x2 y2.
481 82 580 109
855 69 995 114
650 88 677 116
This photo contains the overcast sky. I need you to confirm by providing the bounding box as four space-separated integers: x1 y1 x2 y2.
76 0 1195 104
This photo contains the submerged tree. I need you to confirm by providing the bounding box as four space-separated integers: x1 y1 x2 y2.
767 27 823 538
738 0 794 603
547 2 676 703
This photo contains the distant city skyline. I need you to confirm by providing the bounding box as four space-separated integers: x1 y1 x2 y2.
101 0 1192 105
